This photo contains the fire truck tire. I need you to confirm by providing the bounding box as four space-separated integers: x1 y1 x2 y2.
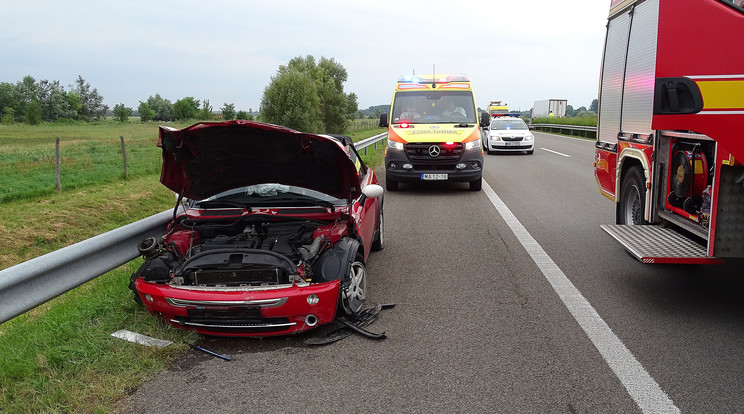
617 166 648 225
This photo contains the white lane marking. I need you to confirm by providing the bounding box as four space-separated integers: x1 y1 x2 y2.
482 180 680 414
541 147 571 157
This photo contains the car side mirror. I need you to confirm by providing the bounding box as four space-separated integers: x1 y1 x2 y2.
359 184 384 205
480 112 490 128
379 114 388 128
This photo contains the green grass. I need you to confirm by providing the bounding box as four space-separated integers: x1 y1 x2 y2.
532 116 597 126
0 120 386 204
0 121 385 413
0 121 192 203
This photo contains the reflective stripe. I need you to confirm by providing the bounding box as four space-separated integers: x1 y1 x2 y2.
696 80 744 110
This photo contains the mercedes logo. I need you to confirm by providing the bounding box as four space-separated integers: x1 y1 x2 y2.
428 145 441 158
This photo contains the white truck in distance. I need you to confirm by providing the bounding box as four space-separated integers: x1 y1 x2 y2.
532 99 567 118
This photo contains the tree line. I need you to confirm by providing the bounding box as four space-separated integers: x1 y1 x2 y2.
1 55 364 135
0 75 108 125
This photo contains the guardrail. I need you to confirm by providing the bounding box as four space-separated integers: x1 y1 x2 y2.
0 131 388 324
530 123 597 138
354 131 387 154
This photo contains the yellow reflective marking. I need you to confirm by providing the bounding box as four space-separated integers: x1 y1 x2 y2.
697 80 744 109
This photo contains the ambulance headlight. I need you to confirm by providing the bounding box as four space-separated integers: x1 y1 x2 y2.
387 139 404 151
464 140 480 150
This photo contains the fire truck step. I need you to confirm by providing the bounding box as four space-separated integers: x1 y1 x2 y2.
600 224 720 264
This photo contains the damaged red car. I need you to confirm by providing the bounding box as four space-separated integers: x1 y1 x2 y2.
129 120 384 337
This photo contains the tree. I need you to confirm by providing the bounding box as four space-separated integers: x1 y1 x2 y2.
1 107 15 125
146 94 172 121
137 101 155 122
566 105 575 117
65 92 82 120
0 82 20 121
590 99 599 113
24 100 41 125
259 69 323 132
236 110 252 120
72 75 108 121
370 108 385 120
259 55 357 133
346 92 359 120
37 80 75 121
198 99 213 120
173 97 199 120
220 103 236 120
113 103 132 122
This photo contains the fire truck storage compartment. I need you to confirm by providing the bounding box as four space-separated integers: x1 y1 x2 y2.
655 132 714 231
654 131 744 257
665 139 713 218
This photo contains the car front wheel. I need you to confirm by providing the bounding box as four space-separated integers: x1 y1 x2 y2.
341 256 367 315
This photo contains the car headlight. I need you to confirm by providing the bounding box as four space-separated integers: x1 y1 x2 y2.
464 140 480 150
387 139 404 151
490 135 502 141
524 135 534 141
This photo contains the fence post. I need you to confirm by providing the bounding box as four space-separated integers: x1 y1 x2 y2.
120 136 128 177
55 137 62 191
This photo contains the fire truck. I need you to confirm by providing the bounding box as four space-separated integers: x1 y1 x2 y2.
595 0 744 264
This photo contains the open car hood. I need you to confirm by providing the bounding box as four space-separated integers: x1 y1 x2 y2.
158 120 361 201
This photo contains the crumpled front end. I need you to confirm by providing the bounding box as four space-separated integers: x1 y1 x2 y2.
135 279 340 337
129 211 359 337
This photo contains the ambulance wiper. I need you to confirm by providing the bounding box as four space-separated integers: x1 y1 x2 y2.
454 122 473 128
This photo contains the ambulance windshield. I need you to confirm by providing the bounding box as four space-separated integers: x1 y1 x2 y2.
392 91 476 124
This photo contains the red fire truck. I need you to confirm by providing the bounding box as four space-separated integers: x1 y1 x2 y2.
595 0 744 263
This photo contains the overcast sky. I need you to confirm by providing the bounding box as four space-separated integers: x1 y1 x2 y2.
1 0 610 113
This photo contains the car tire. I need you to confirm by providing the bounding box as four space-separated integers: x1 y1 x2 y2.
469 177 482 191
386 177 398 191
340 254 367 315
617 166 648 225
371 200 384 251
527 149 534 154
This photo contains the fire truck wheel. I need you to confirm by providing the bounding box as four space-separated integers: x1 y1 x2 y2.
618 166 648 225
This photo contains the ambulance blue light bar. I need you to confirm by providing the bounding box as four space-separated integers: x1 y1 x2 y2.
398 74 470 84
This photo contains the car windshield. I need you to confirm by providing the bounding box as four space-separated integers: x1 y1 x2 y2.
189 184 345 209
490 119 528 130
392 91 476 124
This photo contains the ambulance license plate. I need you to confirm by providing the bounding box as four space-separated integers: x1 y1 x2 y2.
421 173 448 180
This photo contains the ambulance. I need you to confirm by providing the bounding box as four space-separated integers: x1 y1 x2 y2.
379 74 488 191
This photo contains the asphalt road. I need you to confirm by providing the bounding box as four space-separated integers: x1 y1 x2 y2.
118 132 744 413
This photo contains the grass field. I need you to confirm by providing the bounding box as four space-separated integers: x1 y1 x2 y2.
0 119 386 413
0 119 387 203
532 115 597 126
